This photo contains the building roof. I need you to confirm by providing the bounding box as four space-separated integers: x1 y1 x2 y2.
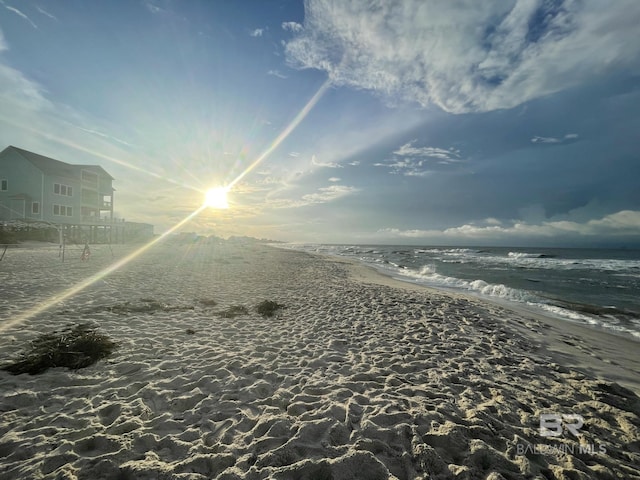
1 146 114 180
76 164 115 179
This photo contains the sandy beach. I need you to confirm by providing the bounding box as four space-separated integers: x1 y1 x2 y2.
0 242 638 479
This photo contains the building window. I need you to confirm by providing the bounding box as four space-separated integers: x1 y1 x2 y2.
53 205 72 216
54 183 73 196
32 202 40 214
1 179 8 191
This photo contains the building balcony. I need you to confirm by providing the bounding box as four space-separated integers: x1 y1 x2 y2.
81 216 114 225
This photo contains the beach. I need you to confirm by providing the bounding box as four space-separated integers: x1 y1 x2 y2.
0 242 638 479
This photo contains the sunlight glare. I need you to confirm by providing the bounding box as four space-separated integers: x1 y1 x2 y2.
2 78 329 333
0 205 207 333
204 187 229 209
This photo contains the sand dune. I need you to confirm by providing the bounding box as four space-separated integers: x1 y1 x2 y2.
0 242 638 479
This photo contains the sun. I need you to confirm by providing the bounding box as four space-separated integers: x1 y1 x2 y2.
204 187 229 209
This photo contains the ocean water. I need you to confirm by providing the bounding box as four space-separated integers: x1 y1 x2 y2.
285 244 640 340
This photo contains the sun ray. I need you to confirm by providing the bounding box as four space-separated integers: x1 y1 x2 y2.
0 115 204 193
228 79 331 189
2 79 331 332
0 205 206 333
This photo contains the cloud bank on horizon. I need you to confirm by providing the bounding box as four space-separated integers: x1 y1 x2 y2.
379 210 640 243
0 0 638 246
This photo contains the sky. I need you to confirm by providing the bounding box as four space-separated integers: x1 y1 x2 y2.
0 0 639 246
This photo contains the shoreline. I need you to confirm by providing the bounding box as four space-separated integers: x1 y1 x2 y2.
281 243 640 344
330 252 640 396
1 242 639 479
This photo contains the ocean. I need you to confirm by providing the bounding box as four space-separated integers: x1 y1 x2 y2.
285 244 640 340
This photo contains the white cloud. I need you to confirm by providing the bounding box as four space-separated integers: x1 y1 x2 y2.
531 133 579 144
250 28 264 37
4 5 38 29
272 184 359 208
300 185 358 204
144 2 165 14
328 177 340 182
0 63 52 111
532 136 561 144
374 158 432 177
285 0 640 113
376 140 462 176
394 141 461 162
312 154 342 168
35 6 57 20
0 28 146 185
268 69 288 79
380 210 640 241
72 125 134 148
282 21 303 33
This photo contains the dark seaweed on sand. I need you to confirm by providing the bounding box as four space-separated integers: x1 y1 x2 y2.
255 300 284 318
1 323 118 375
57 298 195 316
103 299 195 314
219 305 250 318
199 299 218 307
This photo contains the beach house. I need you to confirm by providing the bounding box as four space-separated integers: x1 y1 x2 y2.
0 145 152 243
0 145 114 225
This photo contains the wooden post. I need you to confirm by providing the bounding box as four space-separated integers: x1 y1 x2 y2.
59 227 63 259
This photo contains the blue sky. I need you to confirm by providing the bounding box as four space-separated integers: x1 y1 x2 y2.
1 0 639 246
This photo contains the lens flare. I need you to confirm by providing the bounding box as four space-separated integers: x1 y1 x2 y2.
2 79 331 332
0 205 206 334
228 79 331 189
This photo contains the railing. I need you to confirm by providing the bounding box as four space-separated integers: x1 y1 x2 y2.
81 216 114 224
81 200 112 209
